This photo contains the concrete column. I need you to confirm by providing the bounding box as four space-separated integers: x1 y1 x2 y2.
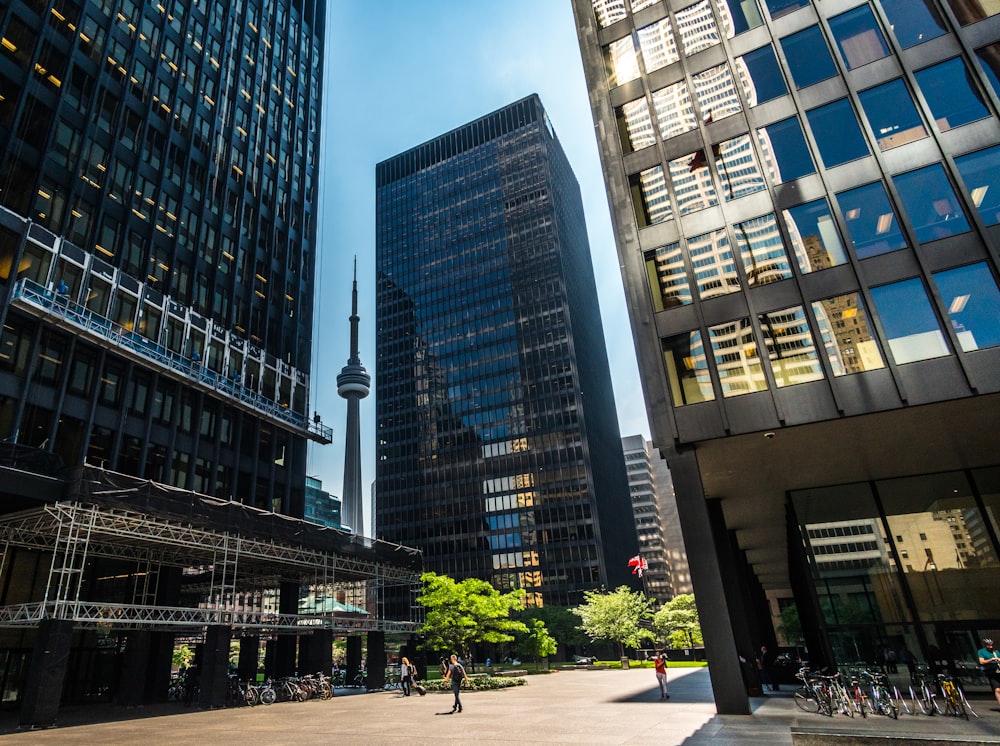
667 447 750 715
198 625 231 709
117 630 151 707
19 619 74 728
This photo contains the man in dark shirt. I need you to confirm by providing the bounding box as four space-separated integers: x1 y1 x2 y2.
444 654 469 713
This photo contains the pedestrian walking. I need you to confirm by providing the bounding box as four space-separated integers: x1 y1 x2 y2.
400 656 414 697
654 651 669 700
444 653 469 713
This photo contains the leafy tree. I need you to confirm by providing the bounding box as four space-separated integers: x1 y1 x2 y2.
172 644 193 670
416 572 527 664
777 603 803 646
653 594 703 649
572 586 655 658
518 605 588 650
520 619 558 670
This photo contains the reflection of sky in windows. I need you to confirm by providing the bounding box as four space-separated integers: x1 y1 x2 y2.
807 99 870 168
932 262 1000 351
837 181 907 259
858 79 927 151
735 46 786 106
783 199 847 273
757 118 814 183
828 5 890 70
915 57 991 132
764 0 808 21
955 145 1000 226
718 0 763 38
782 25 837 89
893 164 970 244
879 0 947 49
870 279 949 364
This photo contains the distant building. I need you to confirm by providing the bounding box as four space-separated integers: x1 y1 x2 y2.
304 476 343 530
375 95 639 611
622 435 676 603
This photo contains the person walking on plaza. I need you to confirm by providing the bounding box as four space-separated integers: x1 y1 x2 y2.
978 638 1000 708
758 645 779 692
400 656 414 697
654 651 669 700
444 653 469 713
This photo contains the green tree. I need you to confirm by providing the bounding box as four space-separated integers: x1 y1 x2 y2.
777 603 803 646
520 619 558 670
518 605 588 651
653 594 703 649
572 586 655 659
416 572 527 664
172 643 193 670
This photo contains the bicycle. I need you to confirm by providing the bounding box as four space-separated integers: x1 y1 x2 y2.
862 670 898 719
793 667 834 717
258 678 277 705
846 673 870 718
937 673 969 719
910 669 941 715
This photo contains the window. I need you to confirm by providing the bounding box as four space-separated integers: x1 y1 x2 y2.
810 293 885 375
759 306 824 386
629 166 672 227
692 65 741 122
944 0 1000 26
806 99 870 168
931 262 1000 351
646 242 692 310
719 0 763 37
764 0 807 20
615 97 655 154
670 152 718 215
592 0 626 26
955 145 1000 226
870 278 949 364
836 182 907 259
604 36 640 88
733 214 793 286
893 164 970 243
651 81 696 139
637 17 679 73
757 118 815 183
735 46 787 106
880 0 946 48
782 26 838 90
975 43 1000 100
858 79 926 150
828 5 890 69
716 135 765 200
663 331 715 407
708 318 767 396
914 58 991 132
689 228 740 300
783 199 848 273
677 1 720 56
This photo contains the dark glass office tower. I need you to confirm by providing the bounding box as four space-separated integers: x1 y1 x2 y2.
0 0 329 509
375 95 638 610
574 0 1000 714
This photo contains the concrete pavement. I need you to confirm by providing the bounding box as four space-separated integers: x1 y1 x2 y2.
1 667 999 745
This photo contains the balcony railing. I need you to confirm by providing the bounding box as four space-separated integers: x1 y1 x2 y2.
11 278 332 444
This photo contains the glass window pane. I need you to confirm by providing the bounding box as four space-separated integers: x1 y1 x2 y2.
955 145 1000 226
637 17 680 74
870 278 950 364
733 213 793 286
717 134 766 200
757 117 815 184
663 331 715 405
836 181 907 259
692 64 741 122
764 0 808 20
592 0 627 28
782 26 838 90
783 199 848 273
881 0 947 48
829 5 890 70
944 0 1000 26
629 165 673 227
858 79 927 151
616 97 655 154
719 0 764 38
932 262 1000 351
690 228 740 300
677 1 721 56
915 58 991 132
652 81 697 139
735 45 787 106
806 99 870 168
759 305 824 386
975 43 1000 99
646 242 692 310
893 164 970 243
670 152 718 215
810 293 886 375
605 36 641 87
631 0 659 11
708 318 767 396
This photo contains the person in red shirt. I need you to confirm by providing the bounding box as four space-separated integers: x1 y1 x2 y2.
654 651 669 700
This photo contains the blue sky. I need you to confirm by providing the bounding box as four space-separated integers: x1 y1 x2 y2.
308 1 650 527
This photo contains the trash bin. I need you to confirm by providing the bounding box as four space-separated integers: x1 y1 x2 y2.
620 657 630 670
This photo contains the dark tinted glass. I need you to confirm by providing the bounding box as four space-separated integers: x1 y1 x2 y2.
893 164 970 243
806 99 870 168
955 145 1000 226
737 46 787 106
858 79 927 150
765 0 808 20
719 0 764 37
915 58 991 132
757 118 815 183
880 0 946 48
829 5 890 70
781 26 838 90
836 182 907 259
932 262 1000 351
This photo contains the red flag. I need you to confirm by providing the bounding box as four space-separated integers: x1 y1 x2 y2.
627 555 648 577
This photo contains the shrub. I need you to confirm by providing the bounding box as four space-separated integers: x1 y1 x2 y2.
418 676 526 692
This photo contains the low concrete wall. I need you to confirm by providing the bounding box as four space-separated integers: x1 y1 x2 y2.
791 728 1000 746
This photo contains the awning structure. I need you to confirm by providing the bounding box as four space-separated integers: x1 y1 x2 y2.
0 466 423 636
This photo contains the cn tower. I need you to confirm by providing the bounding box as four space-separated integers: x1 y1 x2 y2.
336 258 370 535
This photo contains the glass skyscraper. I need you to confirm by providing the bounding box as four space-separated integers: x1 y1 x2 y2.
574 0 1000 713
375 95 638 610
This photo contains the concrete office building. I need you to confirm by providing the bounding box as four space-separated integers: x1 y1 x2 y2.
375 95 639 611
573 0 1000 713
0 0 420 724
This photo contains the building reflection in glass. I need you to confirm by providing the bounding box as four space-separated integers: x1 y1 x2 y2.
646 241 693 310
638 16 680 73
670 152 718 215
783 198 848 273
662 330 715 405
708 317 767 396
733 213 792 286
690 228 739 300
810 293 886 375
758 305 824 386
629 165 672 227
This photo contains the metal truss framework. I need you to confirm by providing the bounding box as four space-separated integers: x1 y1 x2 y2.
0 502 421 635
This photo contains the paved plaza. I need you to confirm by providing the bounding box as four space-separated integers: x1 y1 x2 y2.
1 667 999 745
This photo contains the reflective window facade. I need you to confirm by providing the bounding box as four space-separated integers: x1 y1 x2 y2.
375 96 637 608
